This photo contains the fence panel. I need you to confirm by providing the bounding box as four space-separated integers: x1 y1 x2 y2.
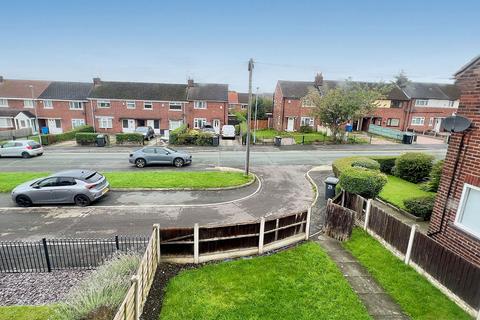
0 242 46 272
323 201 356 241
367 205 410 254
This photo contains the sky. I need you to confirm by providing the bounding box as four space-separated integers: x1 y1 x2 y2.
1 0 479 92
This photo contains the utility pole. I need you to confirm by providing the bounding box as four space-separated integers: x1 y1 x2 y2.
253 87 259 144
29 85 42 146
245 58 254 175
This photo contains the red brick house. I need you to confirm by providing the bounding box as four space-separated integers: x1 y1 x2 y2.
428 55 480 266
228 91 249 114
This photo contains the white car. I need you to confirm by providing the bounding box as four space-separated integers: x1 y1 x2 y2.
221 125 236 139
0 140 44 158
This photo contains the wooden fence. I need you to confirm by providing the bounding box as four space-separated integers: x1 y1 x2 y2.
342 192 480 310
0 127 33 140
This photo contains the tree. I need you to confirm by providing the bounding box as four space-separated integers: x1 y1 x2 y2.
394 70 410 88
307 80 390 143
250 96 273 120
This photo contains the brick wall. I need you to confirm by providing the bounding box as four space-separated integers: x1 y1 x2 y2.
428 58 480 266
37 100 89 132
370 107 407 130
273 84 284 131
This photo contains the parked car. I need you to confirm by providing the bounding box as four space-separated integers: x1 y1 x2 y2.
129 146 192 168
11 169 110 207
201 123 216 134
135 126 155 140
221 125 236 139
0 140 43 158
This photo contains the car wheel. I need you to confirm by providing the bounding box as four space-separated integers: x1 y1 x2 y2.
135 158 147 168
15 195 33 207
38 153 43 156
21 152 30 159
173 158 184 168
74 194 91 207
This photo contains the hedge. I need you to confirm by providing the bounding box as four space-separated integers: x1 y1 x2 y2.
351 158 380 171
403 194 436 220
169 124 187 144
116 133 144 145
176 130 214 146
394 152 434 183
75 133 98 146
369 156 397 174
425 160 444 192
339 167 388 199
40 125 94 145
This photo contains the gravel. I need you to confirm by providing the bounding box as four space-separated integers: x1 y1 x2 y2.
0 270 92 305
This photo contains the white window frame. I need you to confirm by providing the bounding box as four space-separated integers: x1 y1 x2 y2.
0 117 14 128
194 101 207 109
126 101 136 109
143 101 153 110
71 119 86 129
300 117 314 126
0 98 7 107
415 99 429 106
97 100 111 108
69 101 84 110
169 102 183 111
43 100 53 109
428 117 434 126
302 98 315 108
193 118 207 129
169 119 184 130
411 117 425 126
387 118 400 127
455 183 480 239
448 100 455 107
97 116 113 129
24 99 34 108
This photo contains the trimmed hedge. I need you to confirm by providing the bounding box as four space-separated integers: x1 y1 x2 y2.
75 133 98 145
40 125 94 145
426 160 444 192
351 158 380 171
403 194 436 220
169 124 187 144
116 133 144 145
339 167 388 199
394 152 434 183
172 128 215 146
369 156 397 174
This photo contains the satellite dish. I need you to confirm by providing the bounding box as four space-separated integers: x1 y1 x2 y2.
441 115 472 133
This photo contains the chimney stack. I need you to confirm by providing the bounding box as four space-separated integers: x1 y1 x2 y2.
187 79 194 87
93 77 101 86
314 73 323 87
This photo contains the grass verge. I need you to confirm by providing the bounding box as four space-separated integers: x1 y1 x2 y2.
379 175 435 210
160 242 370 320
0 305 56 320
343 229 471 320
0 171 254 193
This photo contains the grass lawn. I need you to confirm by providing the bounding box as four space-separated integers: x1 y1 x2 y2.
344 229 471 320
0 171 253 192
160 242 370 320
379 175 435 210
0 305 57 320
254 129 366 144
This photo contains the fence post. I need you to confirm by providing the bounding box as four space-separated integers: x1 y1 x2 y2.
194 223 199 264
258 218 265 254
305 207 311 240
131 275 140 320
404 224 417 265
115 235 120 250
153 224 161 264
363 199 372 231
41 238 52 272
341 190 345 207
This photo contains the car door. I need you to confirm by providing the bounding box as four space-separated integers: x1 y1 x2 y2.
154 148 172 163
49 177 76 203
141 147 157 164
29 177 58 203
13 142 25 156
0 142 15 157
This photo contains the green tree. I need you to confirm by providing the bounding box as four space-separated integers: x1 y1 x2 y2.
394 70 410 88
307 80 390 143
250 96 273 120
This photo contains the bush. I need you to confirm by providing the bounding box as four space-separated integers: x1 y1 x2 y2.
369 156 397 174
116 133 144 145
169 124 187 144
403 194 436 220
394 153 434 183
76 133 98 145
299 125 314 133
339 167 388 199
40 125 94 145
55 252 140 320
173 129 214 146
426 160 444 192
351 158 380 171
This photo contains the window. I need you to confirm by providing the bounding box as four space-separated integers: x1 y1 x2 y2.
428 117 434 126
71 119 85 128
24 100 34 108
143 148 156 154
193 118 207 129
43 100 53 109
411 117 425 126
126 101 136 109
241 104 247 110
57 177 76 186
0 117 13 128
300 117 314 126
448 100 455 107
228 104 235 110
455 184 480 239
194 101 207 109
391 100 403 108
144 101 153 110
386 118 400 127
97 117 113 129
415 99 428 106
0 99 7 107
302 98 314 108
54 119 62 128
169 120 183 130
97 100 111 108
169 102 182 111
69 101 83 110
37 177 58 188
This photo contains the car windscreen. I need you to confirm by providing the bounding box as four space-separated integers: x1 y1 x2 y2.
85 172 103 183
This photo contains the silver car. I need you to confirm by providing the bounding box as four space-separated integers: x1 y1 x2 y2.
129 146 192 168
11 170 110 207
0 140 43 158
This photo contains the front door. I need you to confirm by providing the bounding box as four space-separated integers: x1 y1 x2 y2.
213 119 221 134
286 117 295 132
122 119 135 133
434 118 443 132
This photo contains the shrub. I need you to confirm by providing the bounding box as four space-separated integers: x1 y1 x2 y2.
235 111 247 123
195 132 214 146
351 158 380 171
116 133 144 145
76 133 98 145
169 124 187 144
55 252 140 320
369 156 397 174
426 160 444 192
403 194 436 220
40 125 94 145
299 125 314 133
394 152 434 183
339 167 388 199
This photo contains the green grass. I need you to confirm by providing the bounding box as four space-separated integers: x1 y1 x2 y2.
0 305 57 320
253 129 366 144
344 229 471 320
0 171 254 192
379 175 435 209
160 242 370 320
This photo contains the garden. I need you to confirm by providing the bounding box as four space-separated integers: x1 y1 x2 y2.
169 125 216 146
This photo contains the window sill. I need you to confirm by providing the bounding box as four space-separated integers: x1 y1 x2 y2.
169 109 182 112
449 222 480 242
69 109 84 111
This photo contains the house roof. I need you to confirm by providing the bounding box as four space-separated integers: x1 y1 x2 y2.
0 109 36 118
89 81 188 101
228 91 238 104
0 79 51 99
39 82 93 100
454 55 480 78
401 82 460 100
237 93 250 104
187 83 228 101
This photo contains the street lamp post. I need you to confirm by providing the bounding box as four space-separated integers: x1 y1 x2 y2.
29 85 42 146
253 87 259 144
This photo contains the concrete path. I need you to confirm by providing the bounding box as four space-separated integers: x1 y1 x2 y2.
317 235 409 319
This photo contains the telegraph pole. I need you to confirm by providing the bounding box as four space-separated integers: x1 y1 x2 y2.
245 58 254 175
253 86 259 144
